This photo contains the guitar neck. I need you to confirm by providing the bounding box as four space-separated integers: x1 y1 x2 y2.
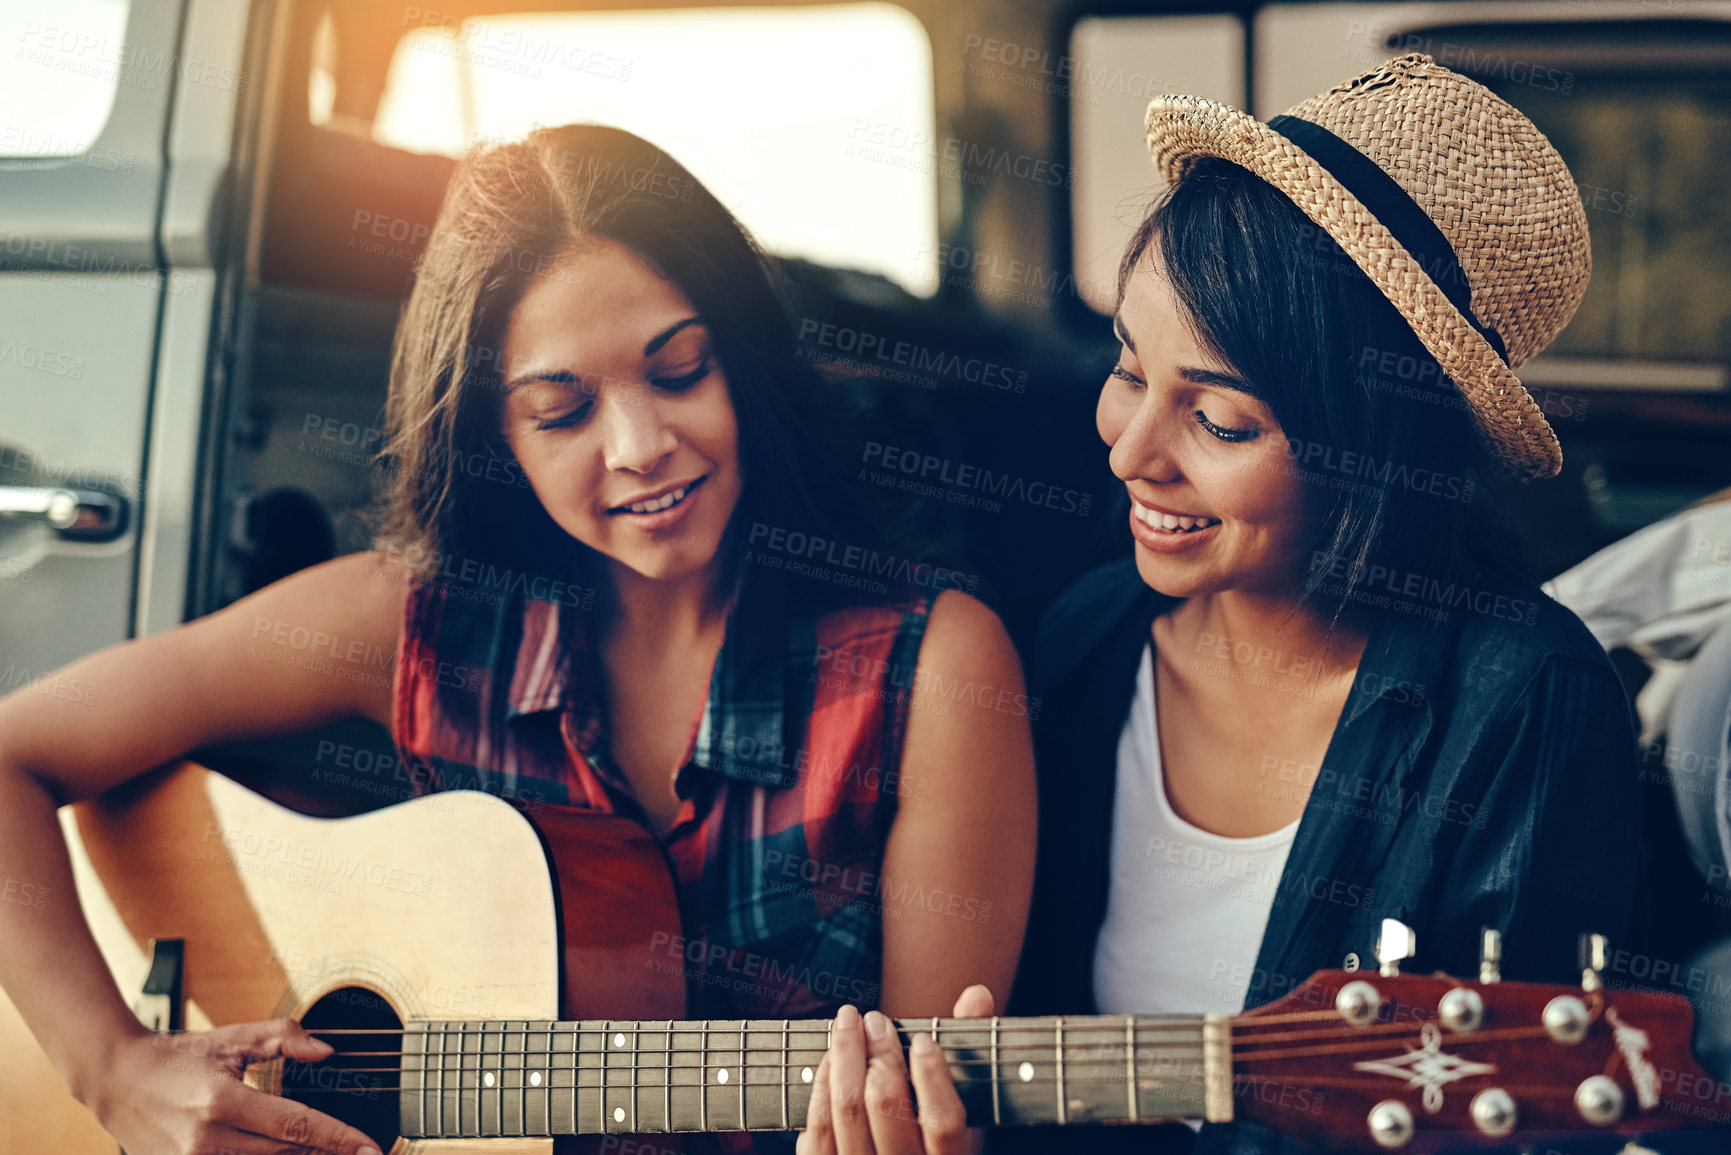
397 1013 1231 1139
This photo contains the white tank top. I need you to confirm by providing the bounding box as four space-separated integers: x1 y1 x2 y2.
1092 645 1300 1016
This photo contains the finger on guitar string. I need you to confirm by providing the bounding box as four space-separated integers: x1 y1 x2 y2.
192 1077 381 1155
861 1010 924 1155
204 1018 336 1073
187 1121 374 1155
908 985 993 1155
798 1052 836 1155
828 1005 879 1155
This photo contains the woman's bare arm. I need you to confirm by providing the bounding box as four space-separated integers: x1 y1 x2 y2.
0 550 406 1152
877 590 1037 1019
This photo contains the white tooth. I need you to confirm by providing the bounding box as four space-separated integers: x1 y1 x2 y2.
1160 514 1179 530
1177 517 1195 530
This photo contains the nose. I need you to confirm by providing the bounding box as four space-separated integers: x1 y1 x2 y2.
600 386 678 475
1106 387 1182 486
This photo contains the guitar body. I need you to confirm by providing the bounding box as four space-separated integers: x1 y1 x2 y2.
9 761 685 1155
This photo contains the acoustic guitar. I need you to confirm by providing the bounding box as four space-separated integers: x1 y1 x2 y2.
5 762 1726 1153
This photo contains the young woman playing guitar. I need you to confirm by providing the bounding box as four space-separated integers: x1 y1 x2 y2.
0 125 1036 1155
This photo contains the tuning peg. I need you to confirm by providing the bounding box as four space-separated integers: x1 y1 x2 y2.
1580 933 1608 992
1479 927 1502 984
1376 918 1416 977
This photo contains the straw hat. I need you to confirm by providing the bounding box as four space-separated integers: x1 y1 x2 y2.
1144 52 1590 479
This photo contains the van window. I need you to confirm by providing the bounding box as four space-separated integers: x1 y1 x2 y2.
363 4 937 294
1067 14 1246 314
0 0 131 157
1484 74 1731 372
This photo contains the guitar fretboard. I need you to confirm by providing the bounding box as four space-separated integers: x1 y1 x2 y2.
397 1014 1227 1139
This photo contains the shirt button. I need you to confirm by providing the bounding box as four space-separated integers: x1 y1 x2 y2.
1343 952 1361 972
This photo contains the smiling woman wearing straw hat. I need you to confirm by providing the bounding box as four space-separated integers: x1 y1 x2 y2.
796 54 1642 1155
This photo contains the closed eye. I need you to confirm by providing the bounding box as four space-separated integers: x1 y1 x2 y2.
1194 410 1259 443
534 402 592 431
1109 364 1144 389
654 359 712 392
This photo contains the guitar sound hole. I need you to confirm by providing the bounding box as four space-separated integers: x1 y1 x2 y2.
285 986 401 1151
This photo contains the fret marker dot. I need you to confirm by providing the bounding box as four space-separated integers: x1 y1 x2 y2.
614 1032 626 1048
802 1067 814 1084
614 1107 625 1123
530 1071 542 1087
1017 1062 1034 1083
483 1071 496 1089
717 1068 729 1084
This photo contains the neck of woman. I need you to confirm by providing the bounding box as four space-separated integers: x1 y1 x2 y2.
1159 586 1370 689
598 554 738 647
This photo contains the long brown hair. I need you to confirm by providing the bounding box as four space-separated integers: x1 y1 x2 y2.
376 124 901 603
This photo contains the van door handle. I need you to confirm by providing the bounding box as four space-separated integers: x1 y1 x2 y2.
0 485 128 541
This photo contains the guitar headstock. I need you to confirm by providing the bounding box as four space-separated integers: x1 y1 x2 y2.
1229 924 1720 1151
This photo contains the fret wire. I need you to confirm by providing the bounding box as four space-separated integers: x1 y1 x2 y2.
455 1021 464 1138
1054 1017 1066 1127
602 1019 611 1135
780 1018 790 1130
699 1019 708 1133
570 1021 578 1140
1125 1015 1138 1123
739 1023 748 1131
663 1020 672 1131
631 1016 640 1133
989 1016 1000 1126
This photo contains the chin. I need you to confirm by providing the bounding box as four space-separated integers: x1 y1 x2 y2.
1132 547 1216 601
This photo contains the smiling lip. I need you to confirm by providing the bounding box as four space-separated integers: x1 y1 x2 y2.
607 475 707 516
1128 493 1221 532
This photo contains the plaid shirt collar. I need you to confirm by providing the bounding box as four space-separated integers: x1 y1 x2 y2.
503 571 801 789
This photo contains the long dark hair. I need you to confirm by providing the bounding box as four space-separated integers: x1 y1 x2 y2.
378 124 928 610
1121 156 1519 627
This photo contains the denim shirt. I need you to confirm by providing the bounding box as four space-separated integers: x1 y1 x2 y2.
1003 557 1642 1155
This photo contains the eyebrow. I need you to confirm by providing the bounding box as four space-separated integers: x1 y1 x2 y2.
503 316 707 394
1112 312 1262 400
644 316 703 356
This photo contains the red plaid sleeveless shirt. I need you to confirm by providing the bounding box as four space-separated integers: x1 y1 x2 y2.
393 569 932 1024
